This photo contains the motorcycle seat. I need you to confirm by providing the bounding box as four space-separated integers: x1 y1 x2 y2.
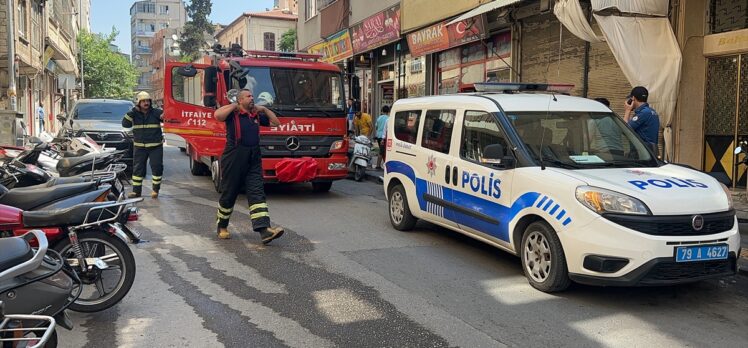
23 202 115 228
0 237 33 273
0 182 98 210
56 153 102 171
16 176 89 191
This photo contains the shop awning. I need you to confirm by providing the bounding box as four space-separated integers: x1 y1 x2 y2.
446 0 520 26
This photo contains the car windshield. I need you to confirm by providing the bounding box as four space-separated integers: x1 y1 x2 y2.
234 67 345 115
73 102 133 121
507 111 658 169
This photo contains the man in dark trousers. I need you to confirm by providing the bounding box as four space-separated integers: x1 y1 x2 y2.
123 91 164 199
214 89 284 244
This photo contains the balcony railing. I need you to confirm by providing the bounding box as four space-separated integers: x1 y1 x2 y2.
134 46 153 54
135 30 156 38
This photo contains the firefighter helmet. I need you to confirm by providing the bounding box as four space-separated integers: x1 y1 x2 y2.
135 91 152 103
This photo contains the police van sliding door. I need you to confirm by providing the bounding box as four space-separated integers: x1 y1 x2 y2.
450 110 515 245
415 109 458 227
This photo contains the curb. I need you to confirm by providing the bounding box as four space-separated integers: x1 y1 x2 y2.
739 247 748 276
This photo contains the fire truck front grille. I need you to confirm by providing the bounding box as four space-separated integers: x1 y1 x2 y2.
260 136 343 158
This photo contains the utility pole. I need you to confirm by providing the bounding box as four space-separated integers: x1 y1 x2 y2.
6 0 17 111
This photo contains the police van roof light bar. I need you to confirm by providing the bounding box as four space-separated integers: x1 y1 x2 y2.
474 83 574 94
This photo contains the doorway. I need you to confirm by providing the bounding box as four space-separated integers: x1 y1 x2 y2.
704 54 748 188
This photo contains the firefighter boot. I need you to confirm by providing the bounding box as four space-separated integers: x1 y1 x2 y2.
259 226 284 245
151 191 159 199
127 192 141 198
217 226 230 239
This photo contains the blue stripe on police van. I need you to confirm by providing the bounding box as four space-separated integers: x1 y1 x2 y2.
563 217 572 226
536 196 548 208
549 204 559 215
557 210 566 220
542 199 554 211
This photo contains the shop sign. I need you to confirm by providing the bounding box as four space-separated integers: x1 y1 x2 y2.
350 5 401 54
704 28 748 57
407 15 486 57
308 30 354 64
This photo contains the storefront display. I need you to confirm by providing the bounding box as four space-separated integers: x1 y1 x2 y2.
436 31 511 93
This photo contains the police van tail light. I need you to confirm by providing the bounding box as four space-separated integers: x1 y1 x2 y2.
330 139 347 153
575 186 651 215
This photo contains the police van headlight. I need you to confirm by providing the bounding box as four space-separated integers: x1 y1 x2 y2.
720 183 734 210
575 186 651 215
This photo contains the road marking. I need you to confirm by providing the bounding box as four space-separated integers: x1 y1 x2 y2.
136 211 287 294
157 250 334 348
312 288 384 324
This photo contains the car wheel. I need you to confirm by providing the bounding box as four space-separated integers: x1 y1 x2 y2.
520 221 571 292
388 184 416 231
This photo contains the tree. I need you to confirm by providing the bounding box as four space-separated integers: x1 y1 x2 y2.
279 29 296 52
180 0 214 61
78 28 138 99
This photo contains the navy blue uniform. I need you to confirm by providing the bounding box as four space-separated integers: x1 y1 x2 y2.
216 109 271 231
628 103 660 151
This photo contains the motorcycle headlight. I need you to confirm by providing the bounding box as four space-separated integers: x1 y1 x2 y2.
720 183 734 210
575 186 651 215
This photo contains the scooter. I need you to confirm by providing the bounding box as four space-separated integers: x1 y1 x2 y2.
0 197 142 313
348 135 372 182
0 230 82 347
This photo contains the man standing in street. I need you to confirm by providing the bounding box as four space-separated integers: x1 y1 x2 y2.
374 105 390 169
346 98 356 136
37 102 45 134
123 91 164 199
623 86 660 155
213 89 285 244
354 110 373 139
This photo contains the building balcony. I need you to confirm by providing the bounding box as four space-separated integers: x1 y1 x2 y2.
135 30 156 38
134 46 153 54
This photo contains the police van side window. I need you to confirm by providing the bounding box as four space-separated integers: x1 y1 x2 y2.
394 110 422 144
421 110 456 154
461 111 509 164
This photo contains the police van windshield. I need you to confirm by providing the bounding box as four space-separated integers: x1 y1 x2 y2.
507 112 659 169
237 67 345 116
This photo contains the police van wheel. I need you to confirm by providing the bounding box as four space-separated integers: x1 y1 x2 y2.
520 221 571 293
389 184 416 231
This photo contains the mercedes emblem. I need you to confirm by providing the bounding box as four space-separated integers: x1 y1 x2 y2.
691 215 704 231
285 136 300 151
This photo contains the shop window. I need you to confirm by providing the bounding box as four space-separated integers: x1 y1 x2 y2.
394 110 422 144
709 0 748 34
487 69 511 83
421 110 455 154
461 111 508 163
305 0 318 20
438 47 461 69
264 32 276 51
461 42 485 64
439 68 459 95
461 63 486 85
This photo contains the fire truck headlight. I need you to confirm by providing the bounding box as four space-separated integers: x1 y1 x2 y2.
330 140 344 152
328 163 346 170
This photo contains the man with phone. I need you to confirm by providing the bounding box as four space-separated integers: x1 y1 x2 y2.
213 89 285 243
623 86 660 155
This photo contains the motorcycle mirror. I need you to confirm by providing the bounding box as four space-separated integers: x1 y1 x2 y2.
27 136 42 144
56 113 66 122
227 89 239 104
735 147 743 155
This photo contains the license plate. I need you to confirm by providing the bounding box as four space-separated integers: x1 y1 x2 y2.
675 244 729 262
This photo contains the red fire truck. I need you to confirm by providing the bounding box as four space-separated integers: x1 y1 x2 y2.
163 46 349 192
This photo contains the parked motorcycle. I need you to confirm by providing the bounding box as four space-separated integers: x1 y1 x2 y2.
1 198 141 313
0 230 82 347
348 135 372 182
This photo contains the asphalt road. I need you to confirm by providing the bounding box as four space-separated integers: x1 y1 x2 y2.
59 146 748 347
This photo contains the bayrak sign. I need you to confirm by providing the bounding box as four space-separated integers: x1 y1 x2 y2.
350 5 401 54
407 15 486 57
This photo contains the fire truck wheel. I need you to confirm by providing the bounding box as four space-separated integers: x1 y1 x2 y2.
190 156 209 176
312 182 333 193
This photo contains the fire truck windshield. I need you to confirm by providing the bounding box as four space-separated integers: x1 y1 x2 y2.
236 67 345 116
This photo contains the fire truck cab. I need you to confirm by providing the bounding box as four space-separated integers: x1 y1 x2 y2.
163 46 349 192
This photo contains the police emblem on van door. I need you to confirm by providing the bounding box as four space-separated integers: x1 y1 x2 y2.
426 154 437 177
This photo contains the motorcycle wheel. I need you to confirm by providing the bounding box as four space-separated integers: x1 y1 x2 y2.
354 164 366 182
53 229 136 313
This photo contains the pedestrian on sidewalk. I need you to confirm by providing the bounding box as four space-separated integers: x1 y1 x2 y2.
354 110 373 139
36 102 45 134
374 105 390 170
346 98 356 136
623 86 660 156
213 89 285 244
123 91 164 199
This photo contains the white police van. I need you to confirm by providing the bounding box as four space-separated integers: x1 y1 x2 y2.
383 83 740 292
